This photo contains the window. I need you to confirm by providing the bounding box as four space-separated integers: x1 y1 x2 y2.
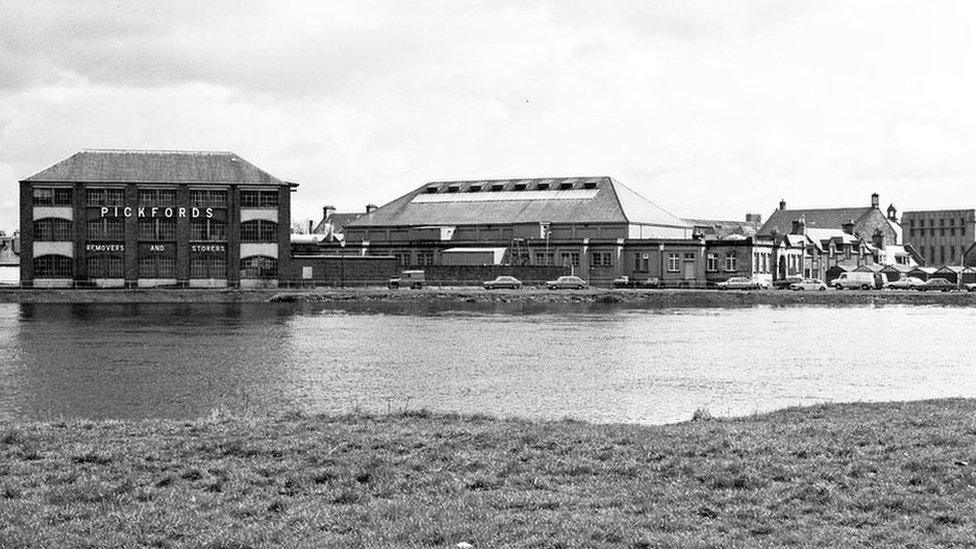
963 225 967 236
33 187 72 206
34 255 73 278
560 252 580 268
241 190 279 207
138 257 176 278
951 227 956 236
86 218 125 240
190 219 226 241
394 252 410 266
668 253 680 272
762 253 768 273
941 228 946 237
591 252 612 267
86 188 124 206
951 247 956 262
754 252 760 273
940 219 946 226
416 251 434 266
535 252 554 266
190 190 228 207
940 246 946 264
86 255 124 278
724 252 737 272
706 253 718 272
33 218 73 241
139 189 177 206
190 256 227 279
909 220 915 227
138 218 177 240
634 253 650 272
240 256 277 279
240 220 278 242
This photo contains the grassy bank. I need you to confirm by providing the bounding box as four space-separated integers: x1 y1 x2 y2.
5 286 976 306
2 400 976 547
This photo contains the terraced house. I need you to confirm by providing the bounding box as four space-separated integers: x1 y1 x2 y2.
341 176 706 285
20 150 295 288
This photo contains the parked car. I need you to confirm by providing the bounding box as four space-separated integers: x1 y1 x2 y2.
546 275 587 290
773 276 803 290
918 278 956 292
483 276 522 290
716 276 765 290
966 282 976 292
388 270 425 289
888 276 925 290
612 276 660 288
790 278 827 291
832 272 885 290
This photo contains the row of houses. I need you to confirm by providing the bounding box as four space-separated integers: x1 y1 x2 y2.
12 148 976 287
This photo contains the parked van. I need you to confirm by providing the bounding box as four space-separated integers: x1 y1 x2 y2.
833 272 885 290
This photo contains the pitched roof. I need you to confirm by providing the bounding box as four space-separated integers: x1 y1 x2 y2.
346 176 691 228
313 212 364 235
759 207 874 236
22 150 294 186
685 218 760 239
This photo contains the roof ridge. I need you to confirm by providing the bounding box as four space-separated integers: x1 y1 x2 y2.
79 149 237 155
423 175 611 185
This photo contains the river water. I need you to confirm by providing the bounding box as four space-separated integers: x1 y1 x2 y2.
0 302 972 424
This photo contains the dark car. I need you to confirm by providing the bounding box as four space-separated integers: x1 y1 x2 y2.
918 278 955 292
773 276 803 290
483 276 522 290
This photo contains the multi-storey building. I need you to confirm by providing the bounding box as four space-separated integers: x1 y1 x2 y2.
20 150 295 288
901 209 976 266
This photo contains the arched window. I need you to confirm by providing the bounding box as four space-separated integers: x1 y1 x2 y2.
34 255 73 278
33 218 73 241
86 255 124 278
240 220 277 242
87 218 125 240
240 256 277 279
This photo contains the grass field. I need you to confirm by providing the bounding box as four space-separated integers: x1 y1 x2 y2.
2 399 976 547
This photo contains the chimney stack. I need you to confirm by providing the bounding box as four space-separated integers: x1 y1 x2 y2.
322 205 335 220
779 199 787 211
791 216 806 235
745 213 762 224
871 192 879 209
887 203 897 221
308 220 313 234
842 219 855 235
366 204 378 213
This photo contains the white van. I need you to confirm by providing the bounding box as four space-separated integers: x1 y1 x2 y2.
833 271 884 290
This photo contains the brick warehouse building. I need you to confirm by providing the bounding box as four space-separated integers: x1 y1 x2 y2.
341 176 707 285
20 150 295 288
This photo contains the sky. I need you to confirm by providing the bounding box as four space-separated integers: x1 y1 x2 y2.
2 0 976 231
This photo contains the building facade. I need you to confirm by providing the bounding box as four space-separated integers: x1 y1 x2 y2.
341 176 707 285
20 150 295 288
901 209 976 266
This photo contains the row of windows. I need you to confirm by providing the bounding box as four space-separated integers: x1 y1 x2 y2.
33 187 250 208
927 246 967 265
908 218 970 228
705 252 739 272
33 255 277 279
908 226 966 237
33 218 273 242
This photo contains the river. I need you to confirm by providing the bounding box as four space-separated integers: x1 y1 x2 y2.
0 302 971 424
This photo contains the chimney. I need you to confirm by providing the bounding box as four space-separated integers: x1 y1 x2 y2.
791 216 806 235
308 220 313 234
887 203 897 221
842 219 855 235
366 204 378 213
745 213 762 224
779 199 787 211
871 192 879 209
322 205 335 220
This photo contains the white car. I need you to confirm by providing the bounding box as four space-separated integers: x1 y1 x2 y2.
889 276 925 290
790 278 827 291
716 276 767 290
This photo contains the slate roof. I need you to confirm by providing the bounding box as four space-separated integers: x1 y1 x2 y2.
759 207 875 236
347 177 691 228
313 212 363 235
684 218 759 239
22 150 294 186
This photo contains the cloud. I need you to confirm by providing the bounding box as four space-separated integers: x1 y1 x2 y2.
3 0 976 231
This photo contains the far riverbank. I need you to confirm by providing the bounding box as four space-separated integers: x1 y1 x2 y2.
4 286 976 306
2 399 975 547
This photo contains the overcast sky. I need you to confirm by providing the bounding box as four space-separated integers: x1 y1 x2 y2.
2 0 976 230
